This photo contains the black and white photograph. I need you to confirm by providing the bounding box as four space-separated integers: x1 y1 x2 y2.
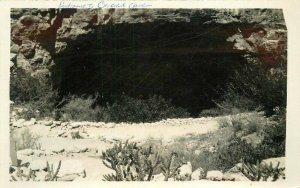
1 2 296 185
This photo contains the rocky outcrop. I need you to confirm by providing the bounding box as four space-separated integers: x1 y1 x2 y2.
10 9 287 114
11 9 286 71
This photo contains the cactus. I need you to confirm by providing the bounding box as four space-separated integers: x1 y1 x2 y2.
44 160 61 181
10 160 61 181
101 141 164 181
237 159 285 181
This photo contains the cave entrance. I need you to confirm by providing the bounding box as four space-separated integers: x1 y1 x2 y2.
53 21 247 115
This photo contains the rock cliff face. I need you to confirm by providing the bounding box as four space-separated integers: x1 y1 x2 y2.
10 9 287 113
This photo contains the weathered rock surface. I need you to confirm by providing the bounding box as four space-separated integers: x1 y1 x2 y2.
28 159 47 171
261 157 285 169
52 160 86 180
206 170 224 181
191 167 206 180
17 149 33 156
10 9 286 77
177 162 192 181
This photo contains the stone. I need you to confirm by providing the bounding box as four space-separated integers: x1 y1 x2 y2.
55 41 67 54
52 160 85 178
43 120 53 126
73 176 86 181
32 149 45 157
57 174 80 181
176 162 192 181
223 163 248 181
206 170 224 181
20 40 36 58
260 157 285 169
23 118 36 126
11 44 20 53
10 53 17 61
191 167 206 180
152 173 165 181
52 148 65 154
18 155 33 166
61 122 69 127
14 118 26 128
17 149 33 156
35 170 48 181
88 147 98 154
241 132 262 147
53 121 62 125
29 160 47 171
80 147 88 153
194 149 201 155
9 61 15 68
67 147 81 154
70 122 81 129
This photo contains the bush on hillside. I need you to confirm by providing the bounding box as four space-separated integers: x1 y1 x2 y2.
60 94 190 123
222 54 287 116
104 95 190 123
60 94 105 122
10 68 58 119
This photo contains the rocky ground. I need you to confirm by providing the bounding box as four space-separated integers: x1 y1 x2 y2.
9 112 285 181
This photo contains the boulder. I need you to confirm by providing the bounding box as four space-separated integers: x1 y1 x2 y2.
194 149 201 155
32 149 45 157
191 167 206 180
152 173 165 181
14 118 26 128
52 148 65 154
260 157 285 169
206 170 224 181
224 164 248 181
52 160 86 180
70 122 81 129
57 174 81 181
176 162 192 180
17 149 33 156
17 155 33 166
23 118 36 126
43 121 53 126
241 133 262 147
35 170 48 181
29 160 47 171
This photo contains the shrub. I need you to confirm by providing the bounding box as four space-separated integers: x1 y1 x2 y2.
237 160 285 181
256 108 286 159
203 135 259 172
60 94 190 123
222 55 287 116
199 108 222 117
218 112 267 137
10 68 58 119
60 95 105 121
104 95 190 123
199 110 286 172
199 93 260 117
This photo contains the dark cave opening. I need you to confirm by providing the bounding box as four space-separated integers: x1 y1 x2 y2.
52 21 249 115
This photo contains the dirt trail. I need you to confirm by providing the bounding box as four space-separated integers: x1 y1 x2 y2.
13 116 221 181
